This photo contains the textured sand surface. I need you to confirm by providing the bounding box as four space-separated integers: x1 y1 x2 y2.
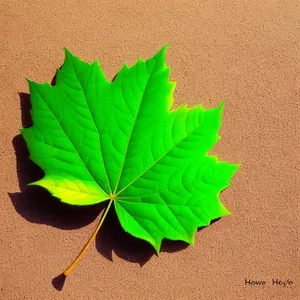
1 1 299 299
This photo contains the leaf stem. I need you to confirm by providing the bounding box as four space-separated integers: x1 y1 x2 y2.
63 199 113 277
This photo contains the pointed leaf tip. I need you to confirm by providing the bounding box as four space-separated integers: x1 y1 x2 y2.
63 46 71 55
155 43 170 59
25 78 38 90
162 42 170 51
154 243 161 255
63 47 77 62
219 100 225 110
25 77 33 85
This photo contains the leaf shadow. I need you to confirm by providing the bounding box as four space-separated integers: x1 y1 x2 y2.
11 89 222 290
96 211 221 266
95 206 193 266
10 93 105 231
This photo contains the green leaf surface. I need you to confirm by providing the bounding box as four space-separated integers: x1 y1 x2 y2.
22 45 240 253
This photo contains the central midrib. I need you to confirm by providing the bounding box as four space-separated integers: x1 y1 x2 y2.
70 58 112 195
113 59 156 194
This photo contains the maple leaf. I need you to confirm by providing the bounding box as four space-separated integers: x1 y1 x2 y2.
21 45 240 276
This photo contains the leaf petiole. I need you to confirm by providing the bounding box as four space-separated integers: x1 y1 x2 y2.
63 198 113 277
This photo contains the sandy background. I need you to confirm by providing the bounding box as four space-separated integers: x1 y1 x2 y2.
1 0 299 299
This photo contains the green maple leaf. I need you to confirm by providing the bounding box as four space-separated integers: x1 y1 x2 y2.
21 45 240 276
